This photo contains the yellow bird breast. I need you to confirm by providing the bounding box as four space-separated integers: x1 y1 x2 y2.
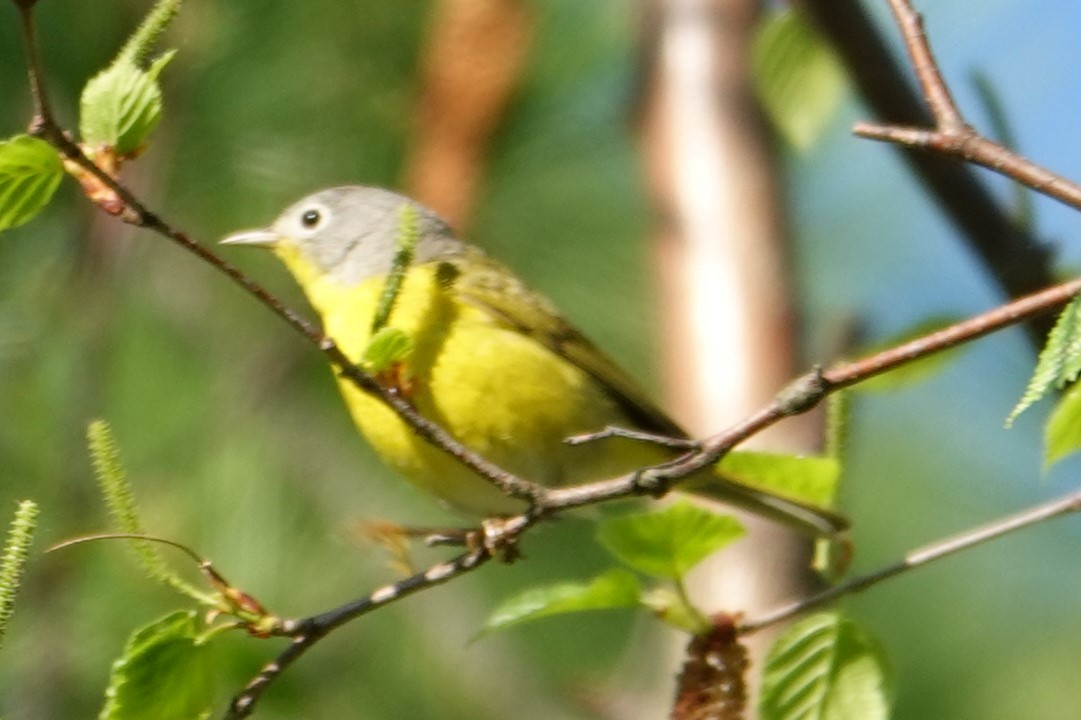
303 263 657 517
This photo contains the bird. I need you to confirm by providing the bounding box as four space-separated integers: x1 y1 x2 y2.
222 185 845 535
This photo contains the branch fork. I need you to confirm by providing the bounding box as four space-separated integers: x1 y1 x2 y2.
854 0 1081 213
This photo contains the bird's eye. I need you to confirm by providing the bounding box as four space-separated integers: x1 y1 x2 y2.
301 209 322 228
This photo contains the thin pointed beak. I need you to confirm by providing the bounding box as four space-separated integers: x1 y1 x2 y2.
220 228 279 247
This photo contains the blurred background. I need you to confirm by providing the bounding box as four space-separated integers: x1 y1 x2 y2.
3 0 1081 718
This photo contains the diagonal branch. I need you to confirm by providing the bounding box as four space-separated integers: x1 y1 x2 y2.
539 274 1081 511
740 483 1081 634
224 548 490 719
884 0 962 129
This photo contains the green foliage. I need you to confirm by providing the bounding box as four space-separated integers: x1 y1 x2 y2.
596 500 744 580
719 451 841 508
854 316 967 392
364 204 420 373
760 612 891 720
361 327 415 374
1044 383 1081 468
0 500 37 650
86 420 207 601
481 568 640 635
79 0 182 157
752 9 846 150
485 503 742 636
99 610 214 720
1008 295 1081 425
80 50 175 157
0 135 64 232
371 204 420 334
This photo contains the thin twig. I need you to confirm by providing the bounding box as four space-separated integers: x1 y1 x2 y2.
16 3 54 127
884 0 963 129
824 276 1081 387
739 485 1081 634
224 549 490 719
853 0 1081 213
564 425 700 450
853 122 1081 211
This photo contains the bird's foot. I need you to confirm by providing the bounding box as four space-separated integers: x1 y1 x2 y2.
469 518 523 563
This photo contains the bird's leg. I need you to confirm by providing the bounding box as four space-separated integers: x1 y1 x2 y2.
356 519 482 574
475 517 523 563
359 518 522 563
417 519 524 563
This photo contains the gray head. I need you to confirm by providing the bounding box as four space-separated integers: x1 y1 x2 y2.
222 186 465 285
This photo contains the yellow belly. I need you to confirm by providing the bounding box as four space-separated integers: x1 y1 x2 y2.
309 265 661 516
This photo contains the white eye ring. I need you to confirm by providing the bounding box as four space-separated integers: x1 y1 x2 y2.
297 203 330 233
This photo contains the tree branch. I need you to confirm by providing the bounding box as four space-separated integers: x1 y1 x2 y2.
851 0 1081 214
225 549 490 719
740 484 1081 634
540 275 1081 511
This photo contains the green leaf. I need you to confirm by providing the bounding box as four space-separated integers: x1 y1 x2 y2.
854 315 967 392
371 204 419 334
752 9 846 150
361 327 414 374
100 610 215 720
481 569 640 635
80 51 175 156
1008 295 1081 426
760 612 891 720
597 501 744 580
719 450 840 508
1044 382 1081 468
0 135 64 232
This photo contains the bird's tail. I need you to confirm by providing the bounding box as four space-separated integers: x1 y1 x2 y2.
684 474 848 537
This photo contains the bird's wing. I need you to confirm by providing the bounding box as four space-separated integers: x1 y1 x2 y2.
435 250 849 536
441 250 685 438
